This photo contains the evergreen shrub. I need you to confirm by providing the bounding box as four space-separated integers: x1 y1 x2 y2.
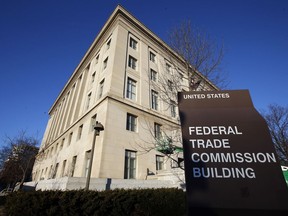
5 188 186 216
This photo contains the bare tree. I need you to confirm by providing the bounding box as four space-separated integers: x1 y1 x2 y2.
168 20 226 91
140 20 227 170
262 104 288 165
0 131 39 189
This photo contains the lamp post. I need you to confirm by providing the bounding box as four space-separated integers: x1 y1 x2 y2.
85 121 104 190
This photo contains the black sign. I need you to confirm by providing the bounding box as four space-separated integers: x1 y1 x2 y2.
178 90 288 215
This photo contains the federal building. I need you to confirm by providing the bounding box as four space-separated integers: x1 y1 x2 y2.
32 5 216 190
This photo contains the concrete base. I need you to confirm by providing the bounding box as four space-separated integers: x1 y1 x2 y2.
25 177 178 191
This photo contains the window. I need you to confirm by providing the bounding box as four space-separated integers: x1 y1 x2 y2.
128 56 137 70
168 80 173 91
61 160 67 177
98 79 105 98
178 72 184 81
124 150 136 179
156 155 164 171
85 150 91 177
126 113 137 132
106 39 111 50
86 93 92 110
68 132 73 145
151 90 158 110
48 165 53 179
95 54 99 64
52 163 59 179
154 123 162 139
126 78 136 100
170 100 176 118
166 63 171 73
150 52 156 62
91 72 96 83
103 57 108 70
150 69 157 82
78 124 83 140
55 143 59 153
71 156 77 177
129 37 137 50
85 64 90 73
91 114 97 131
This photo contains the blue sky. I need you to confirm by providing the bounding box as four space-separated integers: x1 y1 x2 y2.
0 0 287 144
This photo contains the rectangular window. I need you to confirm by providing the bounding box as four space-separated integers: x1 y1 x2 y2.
178 72 184 81
60 138 65 150
154 123 162 139
150 69 157 82
170 100 176 118
126 113 137 132
166 63 171 73
126 78 136 100
98 79 105 98
68 132 73 145
86 93 92 110
48 165 53 179
151 90 158 110
129 37 137 50
91 114 97 131
150 52 156 62
95 54 99 64
124 150 136 179
168 80 173 91
85 150 91 177
55 143 59 153
78 124 83 140
128 55 137 70
106 39 111 50
52 163 59 179
156 155 164 171
91 72 96 83
103 57 108 70
61 160 67 177
71 156 77 177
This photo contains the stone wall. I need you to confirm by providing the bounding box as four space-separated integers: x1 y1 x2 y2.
24 177 180 191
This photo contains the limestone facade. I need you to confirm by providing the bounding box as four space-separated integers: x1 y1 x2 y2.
32 5 216 185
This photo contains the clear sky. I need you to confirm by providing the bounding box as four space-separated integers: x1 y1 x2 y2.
0 0 287 145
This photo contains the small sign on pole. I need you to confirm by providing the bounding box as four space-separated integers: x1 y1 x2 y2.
178 90 288 215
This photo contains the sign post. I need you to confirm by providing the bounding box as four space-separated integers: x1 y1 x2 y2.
178 90 288 215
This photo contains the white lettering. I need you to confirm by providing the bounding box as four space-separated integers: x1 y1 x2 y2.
192 167 256 179
188 126 242 135
189 139 230 148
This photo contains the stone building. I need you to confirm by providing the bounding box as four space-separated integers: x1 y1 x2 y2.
32 5 216 190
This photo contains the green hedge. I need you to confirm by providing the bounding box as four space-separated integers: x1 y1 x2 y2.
4 188 186 216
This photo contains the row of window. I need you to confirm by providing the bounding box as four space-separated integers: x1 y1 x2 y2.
46 110 163 162
127 36 179 117
126 77 176 116
124 150 164 179
46 36 110 143
45 114 97 159
126 113 162 139
49 34 177 144
35 150 164 181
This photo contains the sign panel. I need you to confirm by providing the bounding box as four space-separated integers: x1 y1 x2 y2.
178 90 288 214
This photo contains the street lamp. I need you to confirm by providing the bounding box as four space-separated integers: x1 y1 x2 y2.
85 121 104 190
